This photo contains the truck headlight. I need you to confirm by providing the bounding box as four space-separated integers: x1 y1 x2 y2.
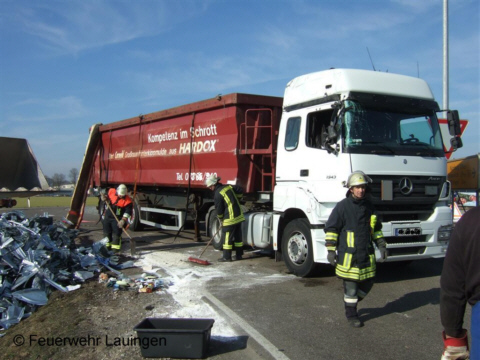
438 225 453 243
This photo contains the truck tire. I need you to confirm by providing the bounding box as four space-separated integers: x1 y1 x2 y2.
130 199 144 232
208 209 222 250
281 218 316 277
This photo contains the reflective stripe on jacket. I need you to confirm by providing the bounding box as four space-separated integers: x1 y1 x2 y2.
325 194 383 281
213 184 245 226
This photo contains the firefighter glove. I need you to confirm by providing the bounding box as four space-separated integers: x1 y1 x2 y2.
327 251 337 267
378 246 387 263
117 219 125 228
376 238 387 263
441 330 469 360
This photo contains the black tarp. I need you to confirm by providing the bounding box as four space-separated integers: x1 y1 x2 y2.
0 137 51 197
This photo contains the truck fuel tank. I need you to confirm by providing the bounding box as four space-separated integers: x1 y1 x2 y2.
242 212 272 248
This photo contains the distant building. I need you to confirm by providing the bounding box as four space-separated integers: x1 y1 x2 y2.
60 184 75 190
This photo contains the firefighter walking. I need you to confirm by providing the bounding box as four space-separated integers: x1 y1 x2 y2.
206 174 245 262
325 171 387 327
101 184 133 253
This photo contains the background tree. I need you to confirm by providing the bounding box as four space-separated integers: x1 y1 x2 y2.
51 173 66 188
69 168 79 185
45 175 53 187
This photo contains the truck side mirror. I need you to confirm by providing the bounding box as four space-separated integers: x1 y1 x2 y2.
327 125 337 142
450 136 463 151
321 125 339 155
447 110 461 136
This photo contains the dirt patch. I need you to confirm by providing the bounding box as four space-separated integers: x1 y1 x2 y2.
0 207 177 360
1 267 175 360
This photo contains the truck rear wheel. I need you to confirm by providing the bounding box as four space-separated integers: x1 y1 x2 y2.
130 199 144 232
281 218 316 277
208 209 222 250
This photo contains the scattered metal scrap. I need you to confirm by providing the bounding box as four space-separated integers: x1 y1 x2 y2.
0 210 135 334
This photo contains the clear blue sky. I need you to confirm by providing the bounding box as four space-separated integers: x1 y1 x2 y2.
1 0 478 178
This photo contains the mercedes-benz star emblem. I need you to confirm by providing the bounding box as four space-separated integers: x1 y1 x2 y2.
399 177 413 195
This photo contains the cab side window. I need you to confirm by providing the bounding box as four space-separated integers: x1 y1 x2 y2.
306 109 334 149
285 117 301 151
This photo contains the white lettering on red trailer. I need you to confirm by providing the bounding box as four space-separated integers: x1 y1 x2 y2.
177 172 213 183
184 172 206 181
125 151 139 158
147 131 179 144
178 140 217 154
194 124 218 138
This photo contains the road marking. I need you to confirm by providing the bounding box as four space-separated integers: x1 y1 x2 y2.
202 290 291 360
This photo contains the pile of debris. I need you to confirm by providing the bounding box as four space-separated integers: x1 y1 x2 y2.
99 272 170 293
0 210 134 334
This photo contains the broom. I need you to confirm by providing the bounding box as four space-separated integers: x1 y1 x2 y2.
187 225 222 265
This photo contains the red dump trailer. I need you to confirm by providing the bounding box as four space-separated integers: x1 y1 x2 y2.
69 93 282 241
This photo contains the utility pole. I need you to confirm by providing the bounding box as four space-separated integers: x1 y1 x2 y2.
443 0 449 113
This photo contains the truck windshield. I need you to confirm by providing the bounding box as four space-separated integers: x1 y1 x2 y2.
342 100 444 157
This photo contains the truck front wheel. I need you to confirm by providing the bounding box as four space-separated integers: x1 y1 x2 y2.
281 218 316 277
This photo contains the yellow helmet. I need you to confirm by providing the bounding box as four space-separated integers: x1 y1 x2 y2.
116 184 128 196
346 171 372 188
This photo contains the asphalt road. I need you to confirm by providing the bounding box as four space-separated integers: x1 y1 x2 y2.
9 206 472 360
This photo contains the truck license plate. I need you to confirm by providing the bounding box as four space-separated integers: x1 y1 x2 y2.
394 227 422 236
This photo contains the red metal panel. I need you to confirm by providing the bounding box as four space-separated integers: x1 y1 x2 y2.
93 93 283 193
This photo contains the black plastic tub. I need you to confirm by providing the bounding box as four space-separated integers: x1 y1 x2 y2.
133 317 215 359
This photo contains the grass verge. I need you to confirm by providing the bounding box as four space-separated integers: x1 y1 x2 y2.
11 196 98 208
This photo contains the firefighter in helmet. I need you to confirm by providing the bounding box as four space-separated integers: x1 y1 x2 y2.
324 171 387 327
100 184 133 253
206 174 245 262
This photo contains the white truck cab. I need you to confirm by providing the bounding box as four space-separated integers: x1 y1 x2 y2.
273 68 462 276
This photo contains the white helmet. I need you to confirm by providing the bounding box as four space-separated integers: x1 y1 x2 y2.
116 184 128 196
205 174 220 187
346 171 372 188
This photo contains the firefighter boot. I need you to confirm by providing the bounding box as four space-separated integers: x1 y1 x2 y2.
235 248 244 261
104 234 113 251
345 304 364 328
218 250 232 262
111 234 122 254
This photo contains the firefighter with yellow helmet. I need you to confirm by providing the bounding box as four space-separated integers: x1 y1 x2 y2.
100 184 133 253
324 171 387 327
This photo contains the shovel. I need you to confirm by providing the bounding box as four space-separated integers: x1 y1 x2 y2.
104 200 136 256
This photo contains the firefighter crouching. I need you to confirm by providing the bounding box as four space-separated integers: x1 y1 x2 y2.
324 171 387 328
100 184 133 253
205 174 245 262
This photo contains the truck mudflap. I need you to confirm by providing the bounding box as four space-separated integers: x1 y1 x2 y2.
67 124 102 228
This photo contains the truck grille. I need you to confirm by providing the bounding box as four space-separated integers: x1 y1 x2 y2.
368 175 445 222
387 246 427 256
385 235 426 244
